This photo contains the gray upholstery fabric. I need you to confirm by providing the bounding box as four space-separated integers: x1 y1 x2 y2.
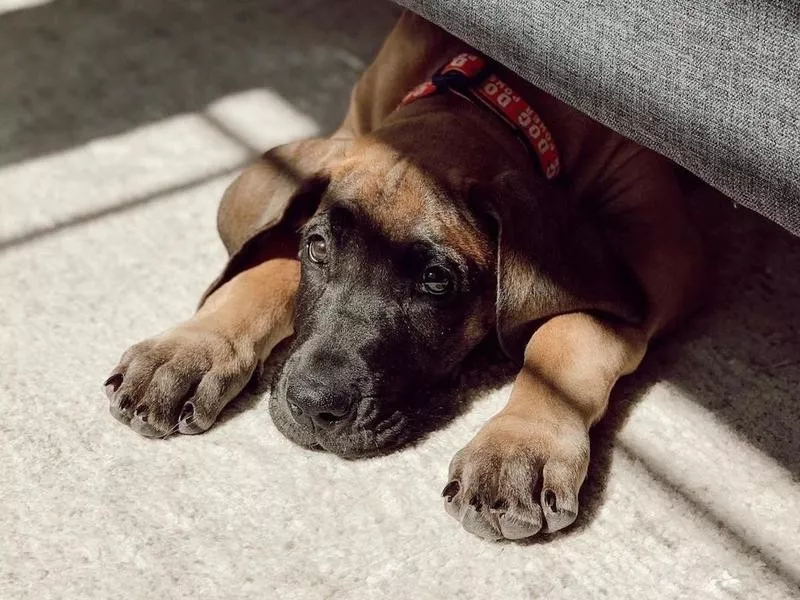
393 0 800 236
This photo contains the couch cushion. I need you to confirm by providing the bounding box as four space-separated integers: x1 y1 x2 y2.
392 0 800 236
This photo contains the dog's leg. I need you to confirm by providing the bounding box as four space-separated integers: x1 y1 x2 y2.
104 258 299 437
336 11 465 136
444 313 648 540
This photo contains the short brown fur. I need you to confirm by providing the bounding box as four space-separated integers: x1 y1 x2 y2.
105 11 704 540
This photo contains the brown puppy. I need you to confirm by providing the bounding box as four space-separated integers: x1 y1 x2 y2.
104 12 703 540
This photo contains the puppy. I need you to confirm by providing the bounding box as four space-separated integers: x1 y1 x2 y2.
104 12 703 540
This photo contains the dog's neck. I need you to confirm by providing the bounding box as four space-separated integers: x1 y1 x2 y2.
370 93 537 184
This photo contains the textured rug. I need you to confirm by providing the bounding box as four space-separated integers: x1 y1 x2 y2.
1 1 798 599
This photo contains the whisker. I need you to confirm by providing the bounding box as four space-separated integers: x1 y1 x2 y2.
160 421 181 439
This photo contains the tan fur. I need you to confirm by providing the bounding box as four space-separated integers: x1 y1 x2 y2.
107 11 704 539
325 140 493 269
196 258 299 360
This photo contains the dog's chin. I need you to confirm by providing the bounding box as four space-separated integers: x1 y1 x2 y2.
267 393 414 459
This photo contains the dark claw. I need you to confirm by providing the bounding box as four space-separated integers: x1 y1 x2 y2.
179 401 195 424
441 480 460 501
543 489 557 511
109 392 134 425
103 373 123 390
541 490 578 533
109 403 131 425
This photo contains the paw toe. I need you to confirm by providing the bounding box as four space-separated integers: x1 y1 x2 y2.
444 435 586 541
129 409 162 438
108 388 134 424
459 504 502 540
177 400 209 435
498 505 542 539
541 487 579 532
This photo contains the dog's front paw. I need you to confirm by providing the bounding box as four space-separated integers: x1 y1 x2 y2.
104 325 258 438
443 413 589 541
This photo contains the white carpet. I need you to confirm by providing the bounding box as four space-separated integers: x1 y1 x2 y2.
1 1 798 598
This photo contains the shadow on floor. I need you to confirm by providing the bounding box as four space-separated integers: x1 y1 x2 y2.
578 188 800 533
0 0 400 168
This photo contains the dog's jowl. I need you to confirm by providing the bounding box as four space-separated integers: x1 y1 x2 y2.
104 12 703 540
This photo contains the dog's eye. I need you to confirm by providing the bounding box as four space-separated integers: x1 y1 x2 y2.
306 234 328 264
422 266 453 295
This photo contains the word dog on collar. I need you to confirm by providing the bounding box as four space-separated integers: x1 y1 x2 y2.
401 53 561 180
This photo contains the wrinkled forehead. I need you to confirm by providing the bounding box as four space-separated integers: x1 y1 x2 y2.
321 148 491 267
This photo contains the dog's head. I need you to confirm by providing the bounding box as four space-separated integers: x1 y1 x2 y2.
205 133 641 457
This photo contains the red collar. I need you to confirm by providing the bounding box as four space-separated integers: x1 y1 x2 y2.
401 53 561 180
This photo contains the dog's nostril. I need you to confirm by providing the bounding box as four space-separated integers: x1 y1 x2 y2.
286 384 354 429
308 403 353 429
312 400 354 428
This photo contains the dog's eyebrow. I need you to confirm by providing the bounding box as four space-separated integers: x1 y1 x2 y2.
305 201 357 231
413 238 471 271
312 199 473 274
301 210 330 232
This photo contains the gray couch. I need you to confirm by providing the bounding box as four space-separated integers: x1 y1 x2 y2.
394 0 800 236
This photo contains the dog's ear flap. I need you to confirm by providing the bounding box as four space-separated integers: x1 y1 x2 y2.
474 171 645 361
199 137 348 305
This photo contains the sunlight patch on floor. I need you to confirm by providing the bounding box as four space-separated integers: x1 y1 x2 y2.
206 89 320 152
0 0 51 17
0 89 318 246
619 382 800 581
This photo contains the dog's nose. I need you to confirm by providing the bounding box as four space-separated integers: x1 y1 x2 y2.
286 384 354 429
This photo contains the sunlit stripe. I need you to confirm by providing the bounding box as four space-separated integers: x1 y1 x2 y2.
0 89 319 246
619 382 800 581
205 89 320 152
0 0 52 17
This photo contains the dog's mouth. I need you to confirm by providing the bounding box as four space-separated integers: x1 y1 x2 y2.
265 353 460 458
267 391 418 458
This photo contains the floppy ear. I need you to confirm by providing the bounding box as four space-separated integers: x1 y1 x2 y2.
476 171 645 361
199 137 349 305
